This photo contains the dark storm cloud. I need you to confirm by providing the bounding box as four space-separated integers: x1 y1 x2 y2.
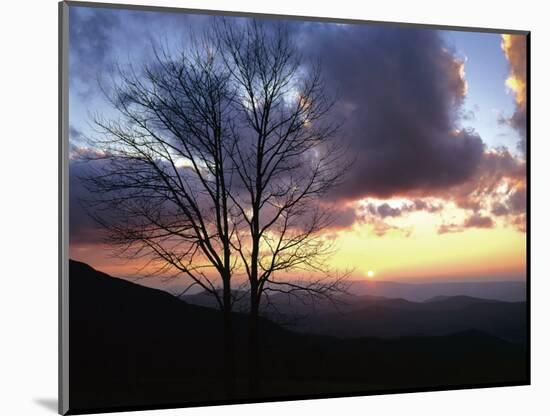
68 12 526 239
326 206 358 230
297 24 484 200
69 12 486 201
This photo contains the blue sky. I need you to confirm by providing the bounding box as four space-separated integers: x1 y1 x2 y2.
445 30 520 151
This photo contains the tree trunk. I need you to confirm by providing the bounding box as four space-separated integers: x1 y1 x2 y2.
222 280 236 399
247 294 261 397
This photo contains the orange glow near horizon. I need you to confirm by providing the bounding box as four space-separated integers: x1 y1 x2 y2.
70 216 526 284
327 223 525 281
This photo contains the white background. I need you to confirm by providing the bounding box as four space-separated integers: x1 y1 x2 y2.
1 0 547 415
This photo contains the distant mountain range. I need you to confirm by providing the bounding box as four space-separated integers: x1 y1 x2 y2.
178 278 526 306
181 282 527 341
293 294 526 341
346 279 526 302
68 260 528 414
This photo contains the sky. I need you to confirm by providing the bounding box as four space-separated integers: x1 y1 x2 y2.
68 5 527 283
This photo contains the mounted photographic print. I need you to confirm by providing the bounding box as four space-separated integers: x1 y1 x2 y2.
59 1 530 414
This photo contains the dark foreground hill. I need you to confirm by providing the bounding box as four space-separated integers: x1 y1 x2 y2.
68 260 528 414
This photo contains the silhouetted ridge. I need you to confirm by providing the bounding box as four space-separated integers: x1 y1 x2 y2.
70 259 189 305
424 295 501 305
347 279 526 302
68 260 527 413
182 285 526 341
298 295 526 340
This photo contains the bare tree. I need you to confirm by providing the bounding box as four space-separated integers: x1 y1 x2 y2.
214 20 351 395
81 34 241 396
81 18 350 398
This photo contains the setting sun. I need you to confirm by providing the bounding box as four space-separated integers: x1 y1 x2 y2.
367 270 375 278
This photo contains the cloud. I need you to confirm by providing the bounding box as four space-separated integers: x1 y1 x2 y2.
491 202 509 216
340 198 442 237
438 213 494 234
507 187 527 213
442 148 525 210
501 34 527 153
435 149 526 235
368 203 402 218
410 199 443 213
69 125 83 140
437 148 526 233
298 24 484 201
437 223 462 234
464 213 494 228
510 214 527 233
67 15 527 240
69 160 104 245
489 186 527 232
68 6 212 97
69 7 120 94
325 205 359 230
364 199 443 220
370 220 411 237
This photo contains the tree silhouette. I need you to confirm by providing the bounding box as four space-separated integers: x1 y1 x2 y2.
82 33 241 396
81 18 350 398
213 20 350 395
